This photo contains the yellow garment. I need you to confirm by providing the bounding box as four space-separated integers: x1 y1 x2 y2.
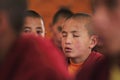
110 64 120 80
68 59 83 76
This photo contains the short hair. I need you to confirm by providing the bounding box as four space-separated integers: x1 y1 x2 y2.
24 10 43 19
0 0 27 34
24 10 45 27
91 0 118 13
65 13 94 36
52 8 73 25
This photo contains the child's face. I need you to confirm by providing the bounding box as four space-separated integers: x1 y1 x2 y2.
51 17 66 48
62 19 96 58
23 17 45 37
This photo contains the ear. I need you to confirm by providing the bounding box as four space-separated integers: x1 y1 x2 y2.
89 35 98 49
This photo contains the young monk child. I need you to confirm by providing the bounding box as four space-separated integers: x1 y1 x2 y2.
61 13 103 77
23 10 45 37
76 0 120 80
50 8 73 51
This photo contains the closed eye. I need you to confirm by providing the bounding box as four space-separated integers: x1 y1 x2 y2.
62 31 67 37
73 34 80 37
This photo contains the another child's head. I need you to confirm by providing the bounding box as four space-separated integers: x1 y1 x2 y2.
23 10 45 37
0 0 27 55
92 0 120 55
62 13 97 62
51 8 73 49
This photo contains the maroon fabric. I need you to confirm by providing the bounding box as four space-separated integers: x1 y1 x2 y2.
0 35 70 80
76 51 105 80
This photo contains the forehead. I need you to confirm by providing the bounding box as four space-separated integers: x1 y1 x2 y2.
63 19 87 32
25 17 43 25
54 17 66 26
24 17 45 31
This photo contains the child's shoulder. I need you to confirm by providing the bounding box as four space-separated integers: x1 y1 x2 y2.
83 51 104 66
91 51 104 62
92 51 104 58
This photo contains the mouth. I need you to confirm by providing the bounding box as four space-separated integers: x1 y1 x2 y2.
64 47 72 53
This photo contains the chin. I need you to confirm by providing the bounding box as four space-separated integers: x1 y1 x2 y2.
65 54 74 58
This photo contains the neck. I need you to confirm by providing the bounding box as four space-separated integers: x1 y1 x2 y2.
71 51 91 64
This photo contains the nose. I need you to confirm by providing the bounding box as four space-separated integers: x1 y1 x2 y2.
65 35 72 45
35 33 38 36
32 29 39 36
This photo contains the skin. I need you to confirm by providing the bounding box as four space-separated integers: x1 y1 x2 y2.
61 18 97 63
23 17 45 37
51 17 66 49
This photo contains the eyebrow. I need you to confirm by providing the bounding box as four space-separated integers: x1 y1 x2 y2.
36 27 43 32
36 27 42 29
62 30 79 33
24 27 31 30
71 31 78 33
36 27 43 30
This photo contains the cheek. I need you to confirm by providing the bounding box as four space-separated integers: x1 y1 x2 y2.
54 29 61 40
40 33 45 37
73 39 83 50
52 25 58 33
73 38 90 50
72 40 87 57
61 38 65 47
52 27 59 37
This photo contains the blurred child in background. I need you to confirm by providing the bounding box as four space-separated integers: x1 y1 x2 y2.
50 8 73 51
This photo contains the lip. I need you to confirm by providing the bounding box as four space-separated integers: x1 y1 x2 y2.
64 47 72 53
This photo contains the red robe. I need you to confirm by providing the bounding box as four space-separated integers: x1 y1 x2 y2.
0 35 70 80
76 51 104 80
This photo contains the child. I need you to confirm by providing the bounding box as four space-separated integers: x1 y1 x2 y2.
50 8 73 51
77 0 120 80
23 10 45 37
61 13 103 77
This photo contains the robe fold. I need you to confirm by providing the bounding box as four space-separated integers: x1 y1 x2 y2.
0 35 70 80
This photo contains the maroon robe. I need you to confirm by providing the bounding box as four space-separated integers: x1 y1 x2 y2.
76 51 105 80
0 35 70 80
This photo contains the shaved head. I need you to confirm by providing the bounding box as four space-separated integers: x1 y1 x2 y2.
63 13 94 36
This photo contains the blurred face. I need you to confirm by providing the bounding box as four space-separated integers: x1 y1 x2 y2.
62 19 96 58
23 17 45 37
51 17 66 48
0 12 17 55
93 4 120 55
